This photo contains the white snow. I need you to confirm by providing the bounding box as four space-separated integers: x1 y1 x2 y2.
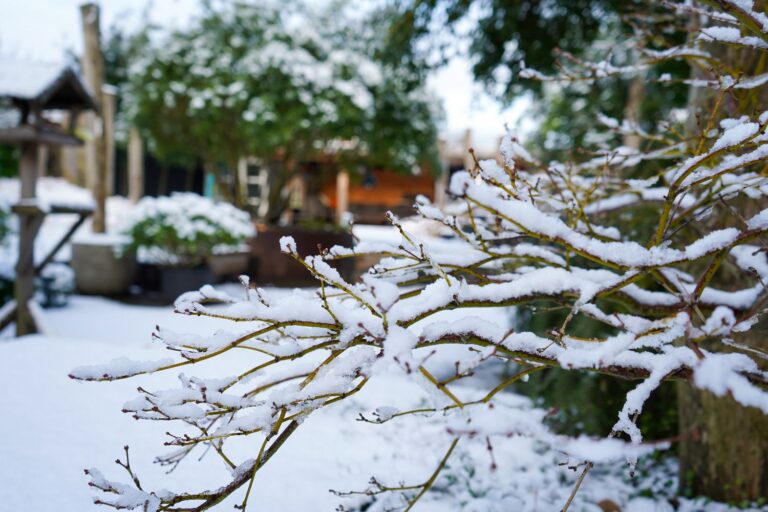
0 54 73 99
0 295 755 512
0 177 95 211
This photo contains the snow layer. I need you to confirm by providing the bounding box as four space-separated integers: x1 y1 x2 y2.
0 295 760 512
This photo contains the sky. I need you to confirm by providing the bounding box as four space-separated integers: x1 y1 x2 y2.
0 0 531 152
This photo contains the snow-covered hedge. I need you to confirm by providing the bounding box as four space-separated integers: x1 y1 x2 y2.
73 2 768 511
121 193 255 266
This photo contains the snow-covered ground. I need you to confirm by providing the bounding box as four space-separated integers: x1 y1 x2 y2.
0 178 134 277
0 178 762 510
0 292 761 512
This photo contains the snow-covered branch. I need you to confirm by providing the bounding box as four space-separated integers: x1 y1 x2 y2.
74 3 768 510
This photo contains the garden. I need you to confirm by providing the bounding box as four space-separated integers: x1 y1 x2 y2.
1 0 768 511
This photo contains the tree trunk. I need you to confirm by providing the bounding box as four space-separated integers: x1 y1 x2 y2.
678 368 768 500
677 6 768 500
621 73 645 150
80 3 107 233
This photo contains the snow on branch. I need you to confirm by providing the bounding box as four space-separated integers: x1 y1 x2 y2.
74 3 768 510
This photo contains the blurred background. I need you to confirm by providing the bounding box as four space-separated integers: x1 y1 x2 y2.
0 2 702 510
0 0 548 301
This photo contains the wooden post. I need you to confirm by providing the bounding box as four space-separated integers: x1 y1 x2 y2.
61 110 81 183
128 127 144 203
237 157 248 204
463 128 473 173
434 170 448 209
102 85 116 196
61 146 79 183
36 144 48 177
335 169 349 225
80 2 106 232
15 142 43 336
434 139 449 208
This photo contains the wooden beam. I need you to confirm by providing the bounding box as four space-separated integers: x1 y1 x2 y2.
0 300 17 334
80 2 107 233
0 125 84 146
463 128 473 173
15 142 42 336
102 85 116 197
36 144 48 177
12 204 94 216
434 170 448 209
61 110 81 183
34 213 89 274
128 127 144 203
237 156 249 207
336 169 349 225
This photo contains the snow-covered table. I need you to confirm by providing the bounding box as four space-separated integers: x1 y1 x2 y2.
0 201 93 334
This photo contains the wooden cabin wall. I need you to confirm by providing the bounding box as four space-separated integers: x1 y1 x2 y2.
322 169 435 224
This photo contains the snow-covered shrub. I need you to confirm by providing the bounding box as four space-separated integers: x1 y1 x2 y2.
73 3 768 510
122 193 255 266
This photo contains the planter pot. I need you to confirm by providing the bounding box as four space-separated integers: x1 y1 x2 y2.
159 265 215 303
250 225 355 286
207 252 249 278
71 235 137 295
136 262 162 292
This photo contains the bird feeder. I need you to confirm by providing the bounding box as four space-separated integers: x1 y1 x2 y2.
0 56 97 335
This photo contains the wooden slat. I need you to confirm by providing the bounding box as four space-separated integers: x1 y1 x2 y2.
34 213 89 274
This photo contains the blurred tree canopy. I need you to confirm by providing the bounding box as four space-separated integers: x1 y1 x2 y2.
106 1 442 217
382 0 624 99
382 0 690 162
380 0 694 440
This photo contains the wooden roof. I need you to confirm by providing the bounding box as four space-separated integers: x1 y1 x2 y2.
0 55 96 111
0 123 83 145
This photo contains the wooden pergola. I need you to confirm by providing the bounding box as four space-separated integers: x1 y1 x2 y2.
0 58 96 335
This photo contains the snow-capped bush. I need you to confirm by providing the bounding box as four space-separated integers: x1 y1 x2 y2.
73 2 768 511
121 193 255 266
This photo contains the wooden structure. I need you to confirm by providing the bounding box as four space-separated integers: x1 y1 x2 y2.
80 2 111 232
321 168 436 224
0 57 96 335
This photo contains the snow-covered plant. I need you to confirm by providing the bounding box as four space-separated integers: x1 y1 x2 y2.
122 193 255 266
74 2 768 510
119 1 440 221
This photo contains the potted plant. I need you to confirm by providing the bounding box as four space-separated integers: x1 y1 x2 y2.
122 193 255 301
